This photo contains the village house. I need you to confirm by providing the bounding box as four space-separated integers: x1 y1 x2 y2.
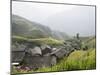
11 43 68 69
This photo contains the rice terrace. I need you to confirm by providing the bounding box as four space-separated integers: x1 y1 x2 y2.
11 1 96 74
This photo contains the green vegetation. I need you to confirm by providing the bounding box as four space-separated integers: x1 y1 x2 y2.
82 36 96 49
85 37 96 48
12 49 96 74
12 36 64 46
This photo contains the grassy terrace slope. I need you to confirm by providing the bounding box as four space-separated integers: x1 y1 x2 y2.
12 36 64 46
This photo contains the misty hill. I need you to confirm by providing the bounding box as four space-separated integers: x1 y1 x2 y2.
52 31 70 40
12 15 69 40
12 15 53 38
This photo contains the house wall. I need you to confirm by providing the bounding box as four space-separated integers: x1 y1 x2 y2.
23 55 57 69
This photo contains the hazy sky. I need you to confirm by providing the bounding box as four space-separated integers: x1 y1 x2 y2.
12 1 95 36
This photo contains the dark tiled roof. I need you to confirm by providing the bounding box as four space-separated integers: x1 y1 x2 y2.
50 48 67 58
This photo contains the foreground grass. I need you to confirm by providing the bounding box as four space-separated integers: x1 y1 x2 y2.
12 49 96 74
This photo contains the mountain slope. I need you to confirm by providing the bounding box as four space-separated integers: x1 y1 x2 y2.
52 31 70 40
12 15 69 40
12 15 52 38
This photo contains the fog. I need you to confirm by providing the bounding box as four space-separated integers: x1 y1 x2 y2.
12 1 95 36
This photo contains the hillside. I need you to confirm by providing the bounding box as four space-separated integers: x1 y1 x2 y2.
12 15 69 40
82 36 96 49
12 15 53 38
52 31 70 40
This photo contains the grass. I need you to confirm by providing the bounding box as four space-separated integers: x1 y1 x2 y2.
12 36 64 46
12 49 96 74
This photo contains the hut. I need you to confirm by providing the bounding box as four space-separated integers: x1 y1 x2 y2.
23 46 57 69
12 44 57 69
12 43 68 69
23 55 57 69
